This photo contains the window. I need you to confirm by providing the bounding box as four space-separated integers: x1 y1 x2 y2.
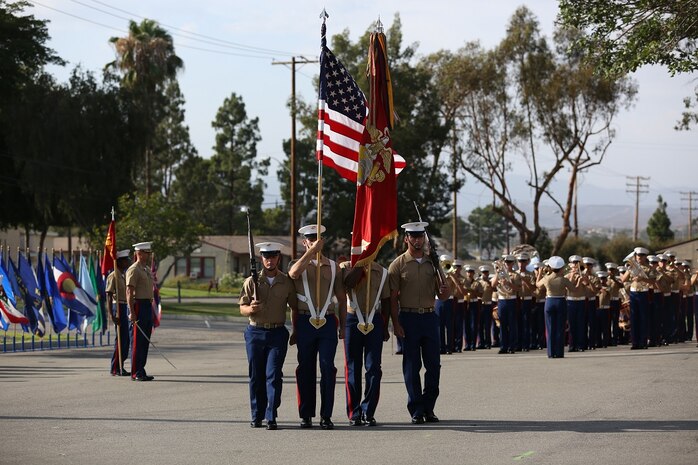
174 257 216 279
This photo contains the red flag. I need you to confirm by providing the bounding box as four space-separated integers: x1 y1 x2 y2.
350 31 399 266
316 22 405 182
101 220 116 275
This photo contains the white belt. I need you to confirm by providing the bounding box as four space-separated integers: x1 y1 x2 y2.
567 296 586 301
482 301 492 305
611 297 620 301
598 306 610 310
547 295 565 299
498 296 517 301
630 288 648 293
469 299 478 303
663 293 671 297
587 297 596 301
522 296 533 300
457 298 465 303
672 290 680 294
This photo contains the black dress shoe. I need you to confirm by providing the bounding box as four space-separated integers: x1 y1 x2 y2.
320 417 334 430
266 420 277 430
132 375 154 382
464 347 472 351
365 417 377 427
119 370 131 377
349 417 364 426
498 349 507 354
300 417 312 428
411 415 425 424
250 419 263 428
395 351 403 355
424 412 439 423
508 349 515 354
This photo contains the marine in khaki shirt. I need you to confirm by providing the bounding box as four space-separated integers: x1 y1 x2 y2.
106 270 127 304
342 261 390 318
239 269 297 326
126 262 154 301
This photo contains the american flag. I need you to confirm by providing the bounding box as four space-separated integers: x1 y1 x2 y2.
316 45 405 182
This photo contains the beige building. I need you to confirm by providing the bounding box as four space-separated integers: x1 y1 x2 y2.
659 237 698 266
159 235 304 281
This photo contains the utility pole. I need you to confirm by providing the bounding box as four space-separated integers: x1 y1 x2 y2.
626 176 650 241
680 191 698 240
272 56 318 259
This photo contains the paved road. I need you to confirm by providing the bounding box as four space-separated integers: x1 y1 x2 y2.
2 318 697 465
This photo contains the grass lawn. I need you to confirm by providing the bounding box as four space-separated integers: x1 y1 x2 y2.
159 287 237 298
161 301 241 318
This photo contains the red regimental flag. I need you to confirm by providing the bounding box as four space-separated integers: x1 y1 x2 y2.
350 32 400 266
316 22 405 183
101 220 116 275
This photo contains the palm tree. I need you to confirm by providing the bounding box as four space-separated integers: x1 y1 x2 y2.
107 19 184 197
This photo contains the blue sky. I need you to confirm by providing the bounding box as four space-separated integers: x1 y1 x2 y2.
29 0 698 220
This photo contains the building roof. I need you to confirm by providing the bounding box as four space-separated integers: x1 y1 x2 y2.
201 235 303 257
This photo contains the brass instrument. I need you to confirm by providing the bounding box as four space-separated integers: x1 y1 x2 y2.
492 259 515 295
624 254 648 280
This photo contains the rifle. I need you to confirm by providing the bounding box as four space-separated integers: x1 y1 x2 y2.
412 201 447 288
246 211 259 300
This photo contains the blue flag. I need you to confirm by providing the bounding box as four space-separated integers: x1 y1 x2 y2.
43 254 67 333
0 258 16 307
14 253 42 334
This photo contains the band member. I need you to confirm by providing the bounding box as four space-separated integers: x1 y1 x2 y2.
581 257 600 349
341 259 390 426
463 265 481 351
621 247 654 350
516 253 536 352
492 255 521 354
476 266 494 349
451 260 466 353
605 262 622 346
595 271 612 348
536 256 574 358
106 249 131 376
565 255 588 352
126 242 155 381
388 221 448 424
288 225 346 430
435 254 455 354
240 242 297 430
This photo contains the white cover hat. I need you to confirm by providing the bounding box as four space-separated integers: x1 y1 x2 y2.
548 256 565 270
298 224 326 236
401 221 429 232
116 249 131 259
132 242 152 251
256 242 284 253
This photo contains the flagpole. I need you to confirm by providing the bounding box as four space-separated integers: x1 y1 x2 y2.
316 9 329 317
111 207 123 375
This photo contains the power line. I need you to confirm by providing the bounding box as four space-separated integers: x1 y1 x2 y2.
680 191 698 240
626 176 650 241
28 0 314 60
77 0 309 57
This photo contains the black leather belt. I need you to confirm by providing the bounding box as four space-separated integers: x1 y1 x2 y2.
400 307 434 314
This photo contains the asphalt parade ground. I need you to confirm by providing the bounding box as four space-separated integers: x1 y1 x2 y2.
2 316 697 465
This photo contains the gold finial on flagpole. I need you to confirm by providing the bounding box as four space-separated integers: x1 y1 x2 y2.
375 15 383 33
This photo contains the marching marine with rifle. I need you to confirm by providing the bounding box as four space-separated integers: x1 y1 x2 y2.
388 220 449 424
239 239 297 431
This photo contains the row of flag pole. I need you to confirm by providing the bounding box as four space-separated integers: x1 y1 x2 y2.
0 210 160 352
